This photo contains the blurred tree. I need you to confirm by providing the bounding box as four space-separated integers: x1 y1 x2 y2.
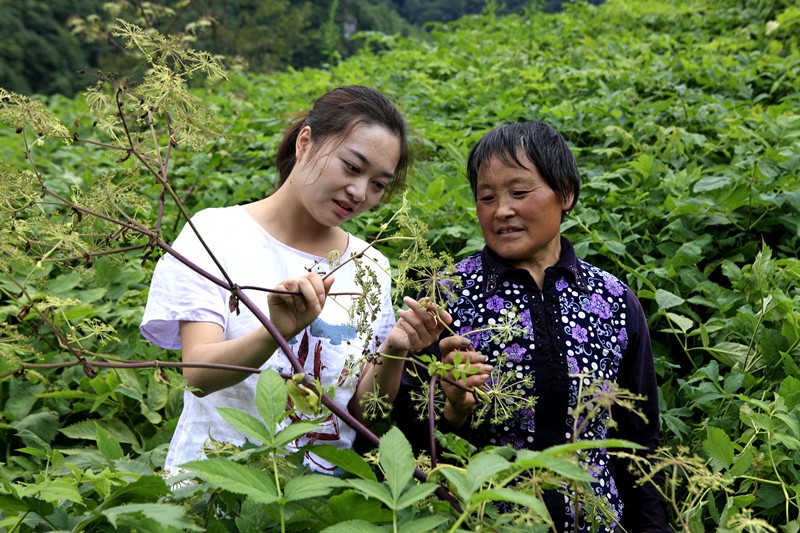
0 0 104 95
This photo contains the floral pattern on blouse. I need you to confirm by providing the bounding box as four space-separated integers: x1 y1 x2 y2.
448 248 634 533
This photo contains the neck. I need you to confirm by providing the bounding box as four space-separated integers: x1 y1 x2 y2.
512 237 562 288
245 191 349 257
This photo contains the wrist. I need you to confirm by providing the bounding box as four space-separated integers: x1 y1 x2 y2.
443 399 473 428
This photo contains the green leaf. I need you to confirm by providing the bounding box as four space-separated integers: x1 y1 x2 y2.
101 503 202 531
431 465 470 501
727 447 755 478
96 422 124 461
693 175 730 193
327 490 392 524
395 482 438 509
283 474 347 502
396 515 449 533
378 426 415 503
465 452 511 493
0 494 28 513
665 312 694 333
181 459 278 504
472 487 552 523
20 478 82 504
347 479 394 508
103 476 170 507
255 370 289 433
706 342 751 368
321 520 386 533
656 289 685 310
309 445 377 481
704 426 734 470
216 406 272 445
779 375 800 410
274 420 322 448
60 419 138 444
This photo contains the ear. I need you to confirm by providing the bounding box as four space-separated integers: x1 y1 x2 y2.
295 125 313 163
560 191 575 212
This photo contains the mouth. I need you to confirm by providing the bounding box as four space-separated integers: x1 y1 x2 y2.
496 227 523 235
333 199 355 214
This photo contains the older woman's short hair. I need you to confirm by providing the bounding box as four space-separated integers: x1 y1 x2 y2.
466 120 581 211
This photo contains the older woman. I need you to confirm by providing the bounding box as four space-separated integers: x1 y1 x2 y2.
395 120 669 532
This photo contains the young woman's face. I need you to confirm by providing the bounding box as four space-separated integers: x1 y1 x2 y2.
475 152 573 271
292 123 401 227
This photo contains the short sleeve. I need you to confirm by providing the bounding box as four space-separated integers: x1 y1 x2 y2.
140 213 230 350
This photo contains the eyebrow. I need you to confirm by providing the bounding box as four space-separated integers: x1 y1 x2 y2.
477 176 534 190
346 148 395 180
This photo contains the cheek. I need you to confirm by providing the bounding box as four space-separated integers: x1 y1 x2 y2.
475 205 493 232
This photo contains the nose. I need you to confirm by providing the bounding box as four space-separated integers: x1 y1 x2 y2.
346 178 367 203
495 195 514 219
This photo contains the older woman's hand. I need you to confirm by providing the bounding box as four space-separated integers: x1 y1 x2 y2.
440 335 493 428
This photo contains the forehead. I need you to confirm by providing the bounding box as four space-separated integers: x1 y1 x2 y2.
476 153 539 187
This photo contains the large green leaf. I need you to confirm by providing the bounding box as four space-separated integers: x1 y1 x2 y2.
703 426 734 471
378 426 415 504
181 459 278 504
283 474 347 502
216 406 272 445
101 503 202 531
255 370 289 433
309 445 377 481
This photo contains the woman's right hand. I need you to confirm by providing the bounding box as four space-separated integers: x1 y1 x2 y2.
268 272 335 340
440 335 493 428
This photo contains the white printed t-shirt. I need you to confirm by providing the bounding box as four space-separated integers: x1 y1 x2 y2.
140 206 395 473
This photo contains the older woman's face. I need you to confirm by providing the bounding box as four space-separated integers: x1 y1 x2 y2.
475 153 573 271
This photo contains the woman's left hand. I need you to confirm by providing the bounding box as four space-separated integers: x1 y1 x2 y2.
383 296 451 355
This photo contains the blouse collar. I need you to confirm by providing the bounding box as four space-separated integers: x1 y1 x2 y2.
479 236 589 295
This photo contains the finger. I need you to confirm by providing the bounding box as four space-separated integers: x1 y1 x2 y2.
441 335 472 355
294 277 323 314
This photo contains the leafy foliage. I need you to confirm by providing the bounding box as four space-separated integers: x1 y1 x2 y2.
1 0 799 530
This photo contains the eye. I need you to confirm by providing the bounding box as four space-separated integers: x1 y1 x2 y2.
478 195 495 203
512 190 530 198
373 180 388 192
343 160 360 174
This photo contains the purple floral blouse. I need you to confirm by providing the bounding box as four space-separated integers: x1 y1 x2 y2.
395 237 668 532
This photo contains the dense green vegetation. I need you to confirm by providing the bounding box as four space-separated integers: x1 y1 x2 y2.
0 0 546 97
1 0 799 531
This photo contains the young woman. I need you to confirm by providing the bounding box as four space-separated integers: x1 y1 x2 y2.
141 85 448 474
395 120 670 531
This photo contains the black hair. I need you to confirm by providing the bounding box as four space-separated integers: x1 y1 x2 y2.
466 120 581 212
275 85 409 200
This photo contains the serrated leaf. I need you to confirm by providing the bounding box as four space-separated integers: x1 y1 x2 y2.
21 478 82 504
465 452 510 493
103 476 170 507
395 482 438 509
321 520 386 533
327 490 392 524
396 515 449 533
102 503 202 531
255 370 289 433
665 312 693 333
310 445 377 481
96 422 124 461
347 478 394 508
378 426 414 503
472 487 551 523
216 407 272 446
656 289 684 310
181 459 278 504
703 426 733 470
59 419 138 444
727 447 755 478
283 474 347 502
274 420 322 448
